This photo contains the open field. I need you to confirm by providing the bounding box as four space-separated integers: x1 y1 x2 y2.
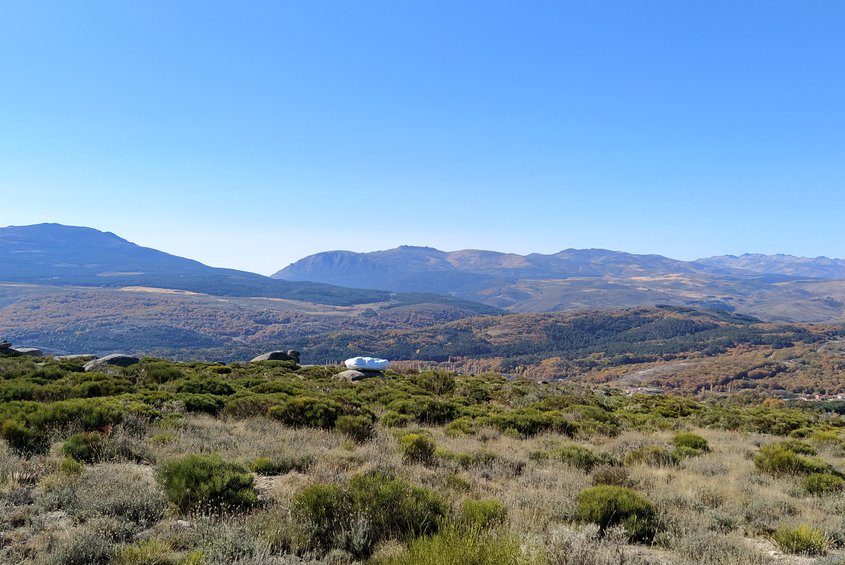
3 354 845 563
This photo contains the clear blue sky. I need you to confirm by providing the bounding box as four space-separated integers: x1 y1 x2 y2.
1 1 843 274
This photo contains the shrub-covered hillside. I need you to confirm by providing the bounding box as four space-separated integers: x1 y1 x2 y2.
2 354 845 563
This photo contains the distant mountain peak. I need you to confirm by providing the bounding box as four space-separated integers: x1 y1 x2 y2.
697 253 845 278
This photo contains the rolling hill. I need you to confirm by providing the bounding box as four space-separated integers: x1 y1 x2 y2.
0 223 499 311
0 224 499 358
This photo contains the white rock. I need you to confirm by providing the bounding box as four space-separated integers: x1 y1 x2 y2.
344 356 390 370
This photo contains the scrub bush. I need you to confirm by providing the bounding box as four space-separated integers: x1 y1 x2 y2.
399 432 436 464
268 397 342 429
294 472 447 558
462 498 507 529
63 431 104 462
157 453 256 512
754 443 830 476
673 432 710 453
771 524 828 556
803 473 845 495
575 485 657 542
623 445 679 467
334 414 375 442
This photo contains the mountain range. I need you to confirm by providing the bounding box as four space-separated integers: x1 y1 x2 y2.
273 246 845 322
0 224 498 358
3 223 845 361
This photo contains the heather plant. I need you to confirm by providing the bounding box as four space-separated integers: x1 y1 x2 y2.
375 522 529 565
771 524 829 556
268 396 342 429
293 472 447 558
62 431 103 462
623 444 679 467
672 432 710 453
157 453 257 512
248 454 312 475
461 498 508 529
399 432 436 464
334 414 375 442
575 485 657 542
803 472 845 495
531 444 613 472
753 442 831 476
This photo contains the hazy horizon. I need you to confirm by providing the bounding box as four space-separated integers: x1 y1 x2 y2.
2 2 843 274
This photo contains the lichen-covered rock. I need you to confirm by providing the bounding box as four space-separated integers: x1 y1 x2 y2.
250 350 300 363
57 354 98 362
336 369 384 382
84 353 140 372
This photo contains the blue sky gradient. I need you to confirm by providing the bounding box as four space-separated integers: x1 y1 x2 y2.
1 1 843 274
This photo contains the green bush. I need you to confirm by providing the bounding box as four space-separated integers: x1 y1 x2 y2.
779 440 816 455
268 397 342 429
413 371 456 395
249 454 312 475
59 456 85 476
414 398 459 425
399 432 436 464
334 414 374 442
673 432 710 453
486 409 576 437
178 393 225 414
549 445 611 472
381 410 414 428
376 523 524 565
809 430 841 445
462 498 507 529
444 416 477 436
113 539 176 565
624 445 678 467
63 431 103 462
1 419 42 454
803 473 845 496
157 453 257 512
436 448 502 469
221 394 282 418
173 377 235 396
139 361 184 383
754 443 830 476
294 472 447 558
250 457 284 475
575 485 657 542
771 524 828 556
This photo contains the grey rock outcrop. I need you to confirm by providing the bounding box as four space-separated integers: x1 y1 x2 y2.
0 342 42 357
57 354 98 362
336 369 384 382
250 350 300 363
84 354 141 372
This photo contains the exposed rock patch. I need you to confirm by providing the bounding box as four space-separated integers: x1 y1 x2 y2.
250 350 300 363
84 353 141 372
336 369 384 382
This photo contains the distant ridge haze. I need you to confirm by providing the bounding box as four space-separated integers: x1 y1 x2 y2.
275 246 845 286
4 224 845 324
273 245 845 320
0 224 499 313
